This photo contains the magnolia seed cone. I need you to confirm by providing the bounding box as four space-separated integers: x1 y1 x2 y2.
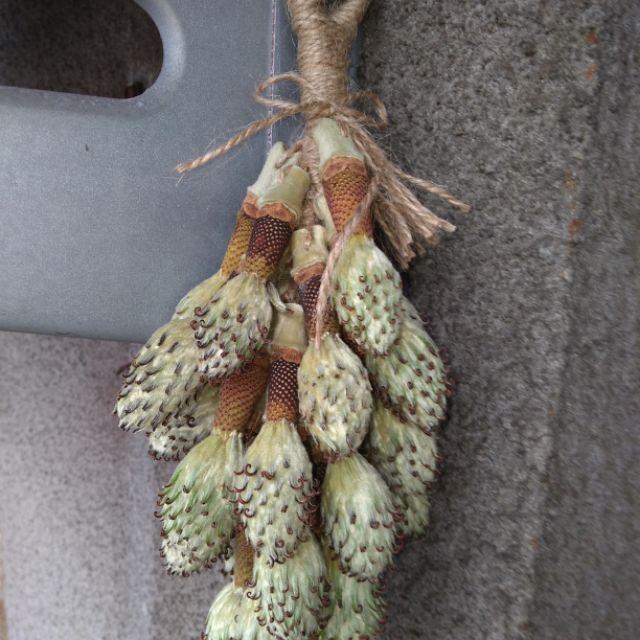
365 304 447 432
321 453 397 581
321 554 385 640
368 401 438 538
158 430 243 575
252 535 329 639
298 332 372 459
147 383 220 461
332 234 403 355
203 583 270 640
236 419 314 564
116 320 202 435
195 271 272 382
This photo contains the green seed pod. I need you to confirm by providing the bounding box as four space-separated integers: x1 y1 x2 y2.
365 311 447 432
237 419 314 564
252 535 329 639
195 271 272 382
203 583 270 640
321 554 385 640
158 430 243 575
115 321 201 435
147 383 219 461
368 402 437 538
321 454 397 581
332 233 402 355
298 333 372 459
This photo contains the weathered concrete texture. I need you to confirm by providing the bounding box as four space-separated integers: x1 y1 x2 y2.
362 1 639 638
0 333 224 640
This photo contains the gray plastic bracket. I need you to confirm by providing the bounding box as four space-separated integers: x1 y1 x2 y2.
0 0 298 342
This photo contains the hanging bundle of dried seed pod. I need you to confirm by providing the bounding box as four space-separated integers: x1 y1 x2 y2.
116 1 467 638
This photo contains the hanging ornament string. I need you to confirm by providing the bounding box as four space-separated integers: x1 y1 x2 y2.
175 0 469 340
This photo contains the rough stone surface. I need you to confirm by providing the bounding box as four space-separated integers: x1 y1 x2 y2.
0 1 638 640
362 1 639 639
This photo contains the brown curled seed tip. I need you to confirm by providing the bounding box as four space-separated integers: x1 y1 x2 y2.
157 430 244 576
322 549 386 640
216 352 269 432
251 535 329 638
365 297 447 433
321 454 397 582
367 401 437 539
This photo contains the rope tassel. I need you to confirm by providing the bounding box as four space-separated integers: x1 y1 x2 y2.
117 1 467 637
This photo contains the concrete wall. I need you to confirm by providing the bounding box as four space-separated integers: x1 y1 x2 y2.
0 1 638 639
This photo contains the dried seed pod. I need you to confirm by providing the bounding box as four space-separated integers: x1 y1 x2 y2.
202 583 270 640
173 142 287 320
196 167 309 381
158 430 243 576
236 419 313 565
321 453 397 581
313 118 403 353
116 321 201 435
365 306 447 432
368 401 438 537
252 535 329 639
292 227 373 460
195 271 273 381
298 333 372 460
332 232 402 355
321 554 385 640
148 383 220 461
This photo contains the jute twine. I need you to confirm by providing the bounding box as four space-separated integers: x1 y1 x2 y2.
175 0 469 340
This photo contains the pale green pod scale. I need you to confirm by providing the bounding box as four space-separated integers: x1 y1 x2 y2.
195 271 272 382
321 554 385 640
158 430 243 575
365 316 447 432
146 383 219 461
298 333 372 459
116 320 202 435
172 271 226 321
252 535 329 639
237 419 313 564
332 233 402 355
368 402 438 538
203 583 270 640
321 453 397 580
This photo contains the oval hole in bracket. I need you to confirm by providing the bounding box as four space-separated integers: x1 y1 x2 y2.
0 0 163 98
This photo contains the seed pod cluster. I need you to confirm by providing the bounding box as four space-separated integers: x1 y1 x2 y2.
116 119 451 639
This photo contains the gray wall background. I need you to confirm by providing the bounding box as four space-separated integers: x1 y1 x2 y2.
0 1 638 639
